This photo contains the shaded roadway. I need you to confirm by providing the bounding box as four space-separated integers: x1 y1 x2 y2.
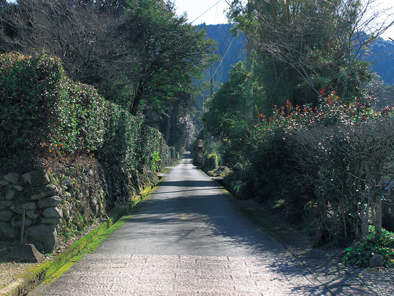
30 154 375 295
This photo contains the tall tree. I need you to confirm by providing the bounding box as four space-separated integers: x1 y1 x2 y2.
117 0 216 115
228 0 393 109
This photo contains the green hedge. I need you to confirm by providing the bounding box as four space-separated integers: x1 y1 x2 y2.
0 53 63 157
0 52 168 173
98 103 143 168
137 125 167 172
0 53 106 159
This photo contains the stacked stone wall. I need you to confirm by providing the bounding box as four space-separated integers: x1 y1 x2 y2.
0 156 160 255
0 171 60 253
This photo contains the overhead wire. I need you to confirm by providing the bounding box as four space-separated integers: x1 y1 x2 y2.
218 23 231 54
195 0 244 92
207 35 235 84
222 35 247 76
192 0 223 24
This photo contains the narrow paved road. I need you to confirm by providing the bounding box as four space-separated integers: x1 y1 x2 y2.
33 155 332 295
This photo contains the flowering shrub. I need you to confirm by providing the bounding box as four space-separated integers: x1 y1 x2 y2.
250 92 380 138
245 93 394 245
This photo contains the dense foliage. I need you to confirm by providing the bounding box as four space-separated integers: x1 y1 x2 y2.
199 0 394 248
0 0 216 155
0 53 168 174
0 53 105 159
227 0 386 111
343 227 394 267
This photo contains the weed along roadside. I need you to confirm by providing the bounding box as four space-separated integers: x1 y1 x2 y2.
0 182 160 296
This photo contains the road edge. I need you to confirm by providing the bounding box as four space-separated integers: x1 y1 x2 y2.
204 169 378 295
2 183 159 296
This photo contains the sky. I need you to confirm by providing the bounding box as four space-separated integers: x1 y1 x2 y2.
174 0 394 40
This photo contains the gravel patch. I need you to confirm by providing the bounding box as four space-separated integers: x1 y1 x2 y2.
357 267 394 295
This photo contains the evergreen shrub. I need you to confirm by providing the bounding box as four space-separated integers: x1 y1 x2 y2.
0 52 168 173
0 53 106 159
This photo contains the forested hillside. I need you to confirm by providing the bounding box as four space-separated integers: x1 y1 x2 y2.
365 37 394 85
193 23 246 129
202 24 394 87
198 23 247 84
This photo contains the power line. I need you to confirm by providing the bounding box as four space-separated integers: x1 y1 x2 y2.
218 23 231 54
222 35 247 75
208 35 235 84
192 0 222 24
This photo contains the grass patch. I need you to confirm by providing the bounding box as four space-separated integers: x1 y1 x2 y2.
34 215 131 291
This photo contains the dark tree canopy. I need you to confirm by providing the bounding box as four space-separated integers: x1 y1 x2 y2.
0 0 216 118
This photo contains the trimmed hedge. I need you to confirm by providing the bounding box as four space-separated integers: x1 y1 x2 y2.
0 52 168 173
0 53 106 159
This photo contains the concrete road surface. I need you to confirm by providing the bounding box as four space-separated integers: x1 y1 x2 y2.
30 154 372 295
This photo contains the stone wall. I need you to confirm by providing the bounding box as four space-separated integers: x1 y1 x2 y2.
0 155 160 255
0 153 166 258
0 171 59 253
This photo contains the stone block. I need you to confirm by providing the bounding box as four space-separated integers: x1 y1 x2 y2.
30 185 57 201
22 170 50 187
42 207 62 218
38 196 61 208
3 244 45 263
13 185 24 192
0 210 14 222
3 172 20 184
41 217 61 225
10 205 23 215
21 202 37 210
0 200 13 207
11 215 32 228
26 210 40 219
369 254 385 267
24 224 57 253
0 179 9 186
6 189 17 200
0 222 19 240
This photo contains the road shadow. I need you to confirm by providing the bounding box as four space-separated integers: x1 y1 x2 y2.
109 177 369 295
158 180 220 188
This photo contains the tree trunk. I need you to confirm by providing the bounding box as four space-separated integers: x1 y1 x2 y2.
361 199 370 237
374 199 383 239
131 84 144 116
